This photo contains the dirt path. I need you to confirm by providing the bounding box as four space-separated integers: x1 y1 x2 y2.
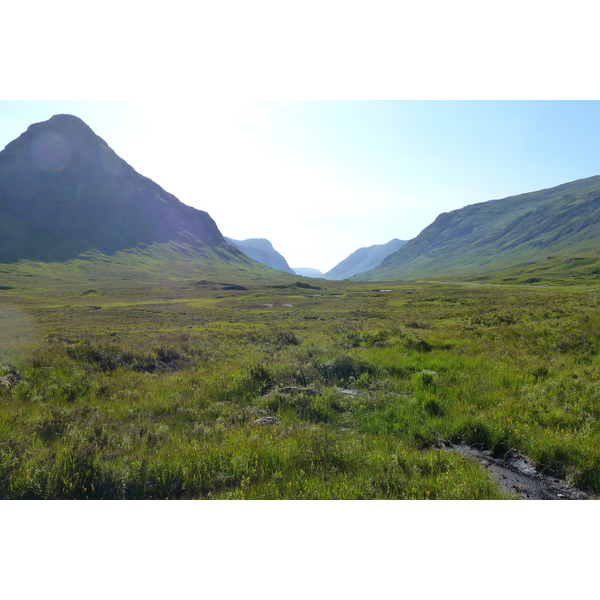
449 444 593 500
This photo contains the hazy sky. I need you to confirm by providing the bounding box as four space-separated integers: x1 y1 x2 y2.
1 100 599 272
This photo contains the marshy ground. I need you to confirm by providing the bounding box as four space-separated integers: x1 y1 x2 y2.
1 261 600 499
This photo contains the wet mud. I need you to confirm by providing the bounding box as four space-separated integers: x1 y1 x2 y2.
449 444 594 500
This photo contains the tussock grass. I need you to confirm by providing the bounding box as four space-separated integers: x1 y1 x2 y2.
2 259 600 498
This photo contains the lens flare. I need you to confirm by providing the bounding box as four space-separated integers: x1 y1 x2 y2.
101 150 126 176
30 130 71 172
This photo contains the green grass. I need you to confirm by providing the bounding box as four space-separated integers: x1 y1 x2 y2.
357 176 600 282
2 256 600 498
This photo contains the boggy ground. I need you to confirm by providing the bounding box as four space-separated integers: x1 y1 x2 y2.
1 261 600 499
448 444 593 499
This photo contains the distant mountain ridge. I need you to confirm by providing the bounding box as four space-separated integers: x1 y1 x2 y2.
324 239 407 280
6 116 600 285
293 268 324 278
0 114 250 267
355 176 600 281
224 237 294 273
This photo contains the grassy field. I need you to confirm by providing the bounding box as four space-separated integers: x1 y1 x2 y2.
2 257 600 499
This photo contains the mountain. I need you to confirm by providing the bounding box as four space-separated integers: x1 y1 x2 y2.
293 268 324 278
354 176 600 281
323 239 407 280
225 237 294 273
0 114 251 268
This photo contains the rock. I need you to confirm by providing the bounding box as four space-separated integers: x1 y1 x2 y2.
271 386 318 396
337 388 358 395
254 416 279 426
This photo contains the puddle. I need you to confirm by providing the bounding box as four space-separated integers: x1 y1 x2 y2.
263 303 293 308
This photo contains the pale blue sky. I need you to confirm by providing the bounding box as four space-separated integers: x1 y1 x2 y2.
2 100 599 272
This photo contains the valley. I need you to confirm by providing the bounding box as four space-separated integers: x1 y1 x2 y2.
2 113 600 500
2 259 599 499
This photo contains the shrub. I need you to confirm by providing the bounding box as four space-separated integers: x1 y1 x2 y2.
66 341 189 373
317 356 375 385
275 331 300 348
406 337 432 352
417 370 437 386
345 330 390 348
531 366 549 381
261 388 342 423
66 342 135 372
238 364 273 397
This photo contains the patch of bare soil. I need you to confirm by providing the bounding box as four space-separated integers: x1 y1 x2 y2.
449 444 594 500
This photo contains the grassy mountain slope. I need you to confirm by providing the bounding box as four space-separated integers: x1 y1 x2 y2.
324 239 407 280
0 242 298 302
356 176 600 281
225 237 294 273
0 114 252 272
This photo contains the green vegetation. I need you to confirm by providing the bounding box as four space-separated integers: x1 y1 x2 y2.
357 176 600 281
2 256 600 499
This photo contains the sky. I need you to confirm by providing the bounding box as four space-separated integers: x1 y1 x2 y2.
2 100 600 273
